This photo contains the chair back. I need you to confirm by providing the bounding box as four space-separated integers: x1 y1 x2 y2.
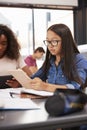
81 77 87 89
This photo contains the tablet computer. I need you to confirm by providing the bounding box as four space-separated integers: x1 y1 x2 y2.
9 69 31 89
0 75 13 89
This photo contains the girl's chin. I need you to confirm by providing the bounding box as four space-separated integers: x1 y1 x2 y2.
50 52 56 55
51 53 56 56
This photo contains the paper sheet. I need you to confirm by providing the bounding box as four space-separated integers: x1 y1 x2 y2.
0 98 40 110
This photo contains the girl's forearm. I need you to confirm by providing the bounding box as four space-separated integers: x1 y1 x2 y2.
42 82 67 92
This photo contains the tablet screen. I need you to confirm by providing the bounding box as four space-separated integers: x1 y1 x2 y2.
0 75 13 89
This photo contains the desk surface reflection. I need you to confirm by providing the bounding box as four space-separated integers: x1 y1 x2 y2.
0 98 87 130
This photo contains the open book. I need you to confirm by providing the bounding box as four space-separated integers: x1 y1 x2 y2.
9 69 31 89
9 88 53 99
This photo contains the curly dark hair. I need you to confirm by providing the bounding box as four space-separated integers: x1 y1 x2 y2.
0 24 21 60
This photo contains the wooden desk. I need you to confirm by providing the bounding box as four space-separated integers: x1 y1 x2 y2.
0 98 87 130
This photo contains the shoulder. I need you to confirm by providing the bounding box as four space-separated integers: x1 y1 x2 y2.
25 55 31 59
25 55 34 61
75 53 87 68
17 55 26 67
30 68 43 79
75 53 86 61
17 55 24 61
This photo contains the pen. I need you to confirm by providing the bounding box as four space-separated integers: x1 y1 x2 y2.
10 92 20 98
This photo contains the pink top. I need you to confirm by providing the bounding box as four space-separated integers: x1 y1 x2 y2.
24 55 37 67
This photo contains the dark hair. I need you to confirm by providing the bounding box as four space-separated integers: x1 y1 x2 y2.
34 47 45 53
42 24 82 84
0 24 21 60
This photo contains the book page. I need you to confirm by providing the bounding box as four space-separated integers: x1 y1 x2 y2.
21 88 54 97
9 69 31 89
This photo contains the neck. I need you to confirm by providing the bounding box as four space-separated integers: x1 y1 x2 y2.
56 55 61 62
32 54 36 59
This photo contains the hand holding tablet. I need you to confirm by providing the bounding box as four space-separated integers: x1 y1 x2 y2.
9 69 31 89
0 75 13 89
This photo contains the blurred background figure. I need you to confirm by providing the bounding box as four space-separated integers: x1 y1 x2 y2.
24 47 45 76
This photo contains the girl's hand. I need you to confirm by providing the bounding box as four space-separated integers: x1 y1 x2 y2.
30 78 44 91
6 78 21 88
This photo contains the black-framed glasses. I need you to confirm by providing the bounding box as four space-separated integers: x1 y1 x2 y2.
43 40 61 46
